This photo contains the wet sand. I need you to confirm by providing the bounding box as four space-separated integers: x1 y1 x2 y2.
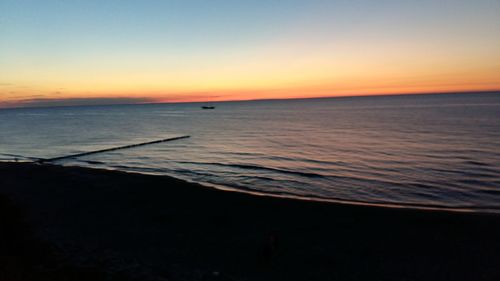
1 162 499 281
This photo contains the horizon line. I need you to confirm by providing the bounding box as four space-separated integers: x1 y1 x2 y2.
1 89 499 111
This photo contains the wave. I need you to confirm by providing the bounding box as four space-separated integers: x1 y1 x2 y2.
196 176 500 213
175 161 328 178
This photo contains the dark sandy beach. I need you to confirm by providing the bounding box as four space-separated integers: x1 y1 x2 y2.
1 162 500 281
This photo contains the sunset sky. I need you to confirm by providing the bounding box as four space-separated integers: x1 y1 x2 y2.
1 0 499 108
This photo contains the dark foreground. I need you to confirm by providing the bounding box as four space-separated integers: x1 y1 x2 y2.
1 163 499 281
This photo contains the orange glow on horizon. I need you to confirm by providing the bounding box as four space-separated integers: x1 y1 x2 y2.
2 42 499 108
2 79 500 108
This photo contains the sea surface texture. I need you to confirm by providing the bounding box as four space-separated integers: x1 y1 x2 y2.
1 93 499 212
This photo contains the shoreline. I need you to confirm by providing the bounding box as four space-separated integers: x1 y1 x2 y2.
1 162 500 280
53 162 500 215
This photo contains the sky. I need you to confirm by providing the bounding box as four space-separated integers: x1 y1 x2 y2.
1 0 500 108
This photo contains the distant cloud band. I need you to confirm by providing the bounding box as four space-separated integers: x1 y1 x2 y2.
0 97 155 109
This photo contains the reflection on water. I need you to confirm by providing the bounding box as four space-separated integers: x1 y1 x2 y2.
1 92 499 211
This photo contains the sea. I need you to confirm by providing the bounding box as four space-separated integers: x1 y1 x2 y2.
1 92 499 212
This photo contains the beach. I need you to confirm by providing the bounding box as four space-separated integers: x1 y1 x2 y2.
1 162 499 281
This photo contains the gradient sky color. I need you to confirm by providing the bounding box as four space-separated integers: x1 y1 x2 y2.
1 0 500 108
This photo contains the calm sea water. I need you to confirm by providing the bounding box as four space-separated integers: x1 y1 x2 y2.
1 93 499 212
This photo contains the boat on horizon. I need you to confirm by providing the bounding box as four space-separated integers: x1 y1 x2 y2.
201 106 215 109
